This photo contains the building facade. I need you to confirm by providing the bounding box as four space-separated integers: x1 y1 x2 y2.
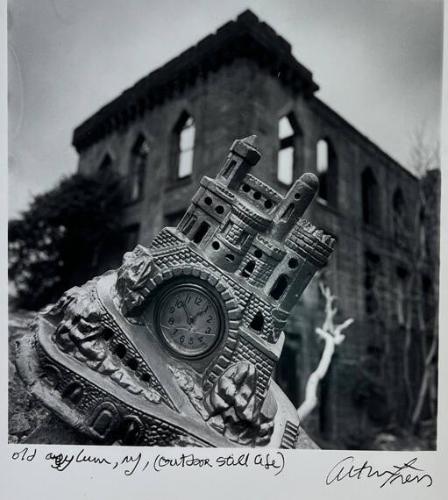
72 10 439 447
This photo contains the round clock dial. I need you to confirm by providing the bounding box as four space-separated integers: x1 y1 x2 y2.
155 283 223 358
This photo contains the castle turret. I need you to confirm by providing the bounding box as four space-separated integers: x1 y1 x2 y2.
217 135 261 190
269 173 319 241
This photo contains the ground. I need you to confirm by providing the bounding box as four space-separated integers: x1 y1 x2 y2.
8 308 435 450
8 308 93 445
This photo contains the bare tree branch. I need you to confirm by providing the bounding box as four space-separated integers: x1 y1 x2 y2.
297 281 353 422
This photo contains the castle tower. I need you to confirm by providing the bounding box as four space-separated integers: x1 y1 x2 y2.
169 136 334 399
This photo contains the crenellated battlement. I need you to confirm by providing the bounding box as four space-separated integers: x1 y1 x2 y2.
175 135 334 315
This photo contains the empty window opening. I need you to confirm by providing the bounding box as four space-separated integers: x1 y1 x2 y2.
241 260 256 277
222 160 236 178
288 258 299 269
40 367 59 389
114 343 127 359
215 205 224 215
317 139 329 173
253 191 262 200
264 199 273 209
140 372 151 383
204 196 212 206
102 328 114 341
316 139 337 204
277 114 301 186
254 249 262 258
120 417 142 446
182 216 197 235
212 241 220 250
316 139 329 202
92 408 115 437
239 232 249 246
172 113 195 179
225 254 235 262
193 221 210 244
392 188 406 238
270 275 289 300
62 383 83 403
242 184 251 193
127 357 138 371
128 135 149 202
419 207 429 258
280 203 295 222
395 266 409 326
362 168 379 225
249 311 264 332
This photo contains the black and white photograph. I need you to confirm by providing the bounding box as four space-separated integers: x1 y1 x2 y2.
7 0 443 459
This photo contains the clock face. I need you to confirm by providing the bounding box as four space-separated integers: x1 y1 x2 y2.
154 282 223 358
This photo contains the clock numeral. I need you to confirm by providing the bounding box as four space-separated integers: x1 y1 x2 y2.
175 298 184 308
185 295 191 304
179 335 185 344
188 337 194 345
205 327 211 334
206 315 212 323
194 296 202 306
169 306 175 314
168 317 174 325
198 336 204 344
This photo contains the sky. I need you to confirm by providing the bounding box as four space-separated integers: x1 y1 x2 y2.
8 0 444 218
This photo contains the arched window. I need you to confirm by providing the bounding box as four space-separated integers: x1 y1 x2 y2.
172 112 195 179
361 167 380 226
270 274 289 300
419 206 429 258
241 260 255 277
421 274 433 324
128 135 149 202
249 311 264 332
277 113 301 186
316 138 338 206
392 188 405 239
98 153 112 173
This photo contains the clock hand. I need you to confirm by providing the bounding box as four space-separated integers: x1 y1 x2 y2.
181 302 192 324
160 324 191 334
190 305 209 324
190 329 215 336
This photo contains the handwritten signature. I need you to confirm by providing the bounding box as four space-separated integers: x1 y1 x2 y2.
326 456 432 488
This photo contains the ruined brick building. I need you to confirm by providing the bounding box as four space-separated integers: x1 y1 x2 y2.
72 10 439 447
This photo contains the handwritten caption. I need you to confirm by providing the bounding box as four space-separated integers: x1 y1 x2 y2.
10 448 434 487
10 447 285 477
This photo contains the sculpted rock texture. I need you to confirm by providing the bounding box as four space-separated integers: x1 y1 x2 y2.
15 136 334 448
115 245 159 317
205 362 277 446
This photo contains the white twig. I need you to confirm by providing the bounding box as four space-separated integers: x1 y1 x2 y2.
297 282 353 422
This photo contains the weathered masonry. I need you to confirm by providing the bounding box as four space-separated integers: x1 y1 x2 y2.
72 10 439 447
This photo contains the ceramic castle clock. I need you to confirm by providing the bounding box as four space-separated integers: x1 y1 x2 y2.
16 136 335 448
152 280 224 358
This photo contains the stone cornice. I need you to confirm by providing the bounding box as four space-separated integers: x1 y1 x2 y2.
72 9 319 153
